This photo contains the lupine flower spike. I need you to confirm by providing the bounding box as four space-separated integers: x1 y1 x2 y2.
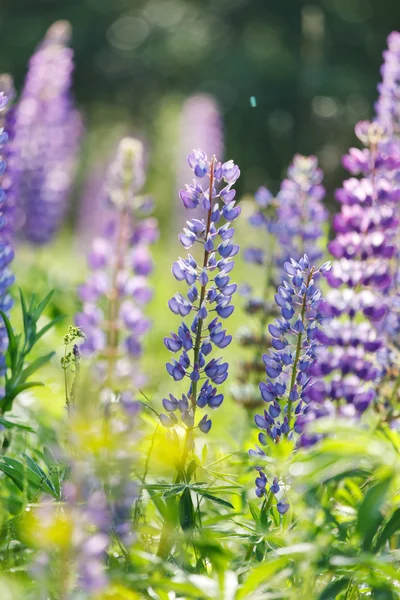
234 155 327 410
11 20 82 245
276 154 327 272
250 256 331 510
0 76 15 389
75 138 158 390
162 149 240 437
306 120 400 415
375 31 400 138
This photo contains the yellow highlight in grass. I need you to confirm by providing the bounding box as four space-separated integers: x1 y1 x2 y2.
23 504 74 549
96 585 140 599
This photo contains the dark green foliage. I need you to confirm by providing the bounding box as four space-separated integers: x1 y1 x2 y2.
0 290 60 416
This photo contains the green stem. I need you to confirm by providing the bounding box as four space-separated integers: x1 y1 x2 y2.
190 158 215 410
105 155 133 390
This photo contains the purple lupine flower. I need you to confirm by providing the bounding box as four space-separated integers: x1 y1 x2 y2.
275 155 328 270
75 138 158 389
0 76 15 384
374 32 400 382
250 256 331 506
11 21 82 245
161 149 240 432
307 120 400 413
375 31 400 136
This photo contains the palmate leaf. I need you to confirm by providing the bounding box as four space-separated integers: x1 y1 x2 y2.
0 456 59 499
0 290 60 416
22 453 60 499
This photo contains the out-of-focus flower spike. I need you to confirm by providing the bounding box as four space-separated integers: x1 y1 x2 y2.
75 138 158 390
0 75 15 387
11 21 83 245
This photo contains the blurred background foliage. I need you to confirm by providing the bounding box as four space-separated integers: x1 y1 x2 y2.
1 0 399 218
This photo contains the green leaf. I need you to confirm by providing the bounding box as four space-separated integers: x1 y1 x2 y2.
0 310 19 369
0 463 24 491
32 289 54 321
356 475 392 551
193 490 234 509
19 289 29 338
20 352 55 383
1 382 44 413
0 417 35 433
179 488 195 531
147 489 168 519
0 457 58 498
186 459 197 482
22 453 58 499
236 557 288 598
163 484 186 498
374 507 400 551
248 501 260 526
318 578 351 600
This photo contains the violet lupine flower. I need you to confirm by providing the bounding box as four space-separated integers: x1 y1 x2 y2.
0 77 15 383
307 121 400 413
275 155 328 270
374 31 400 377
75 138 158 389
375 31 400 136
11 21 82 245
161 150 240 432
249 256 331 507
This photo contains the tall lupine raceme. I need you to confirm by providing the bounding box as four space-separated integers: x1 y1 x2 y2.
75 138 158 390
161 149 240 436
374 31 400 400
275 155 327 271
250 256 331 511
232 187 278 409
306 121 400 415
0 77 15 388
375 31 400 136
11 20 82 245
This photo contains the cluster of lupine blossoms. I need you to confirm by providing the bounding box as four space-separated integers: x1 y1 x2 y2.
234 155 328 410
162 150 240 434
2 19 400 597
0 77 15 388
10 20 82 245
75 137 158 390
250 256 331 508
